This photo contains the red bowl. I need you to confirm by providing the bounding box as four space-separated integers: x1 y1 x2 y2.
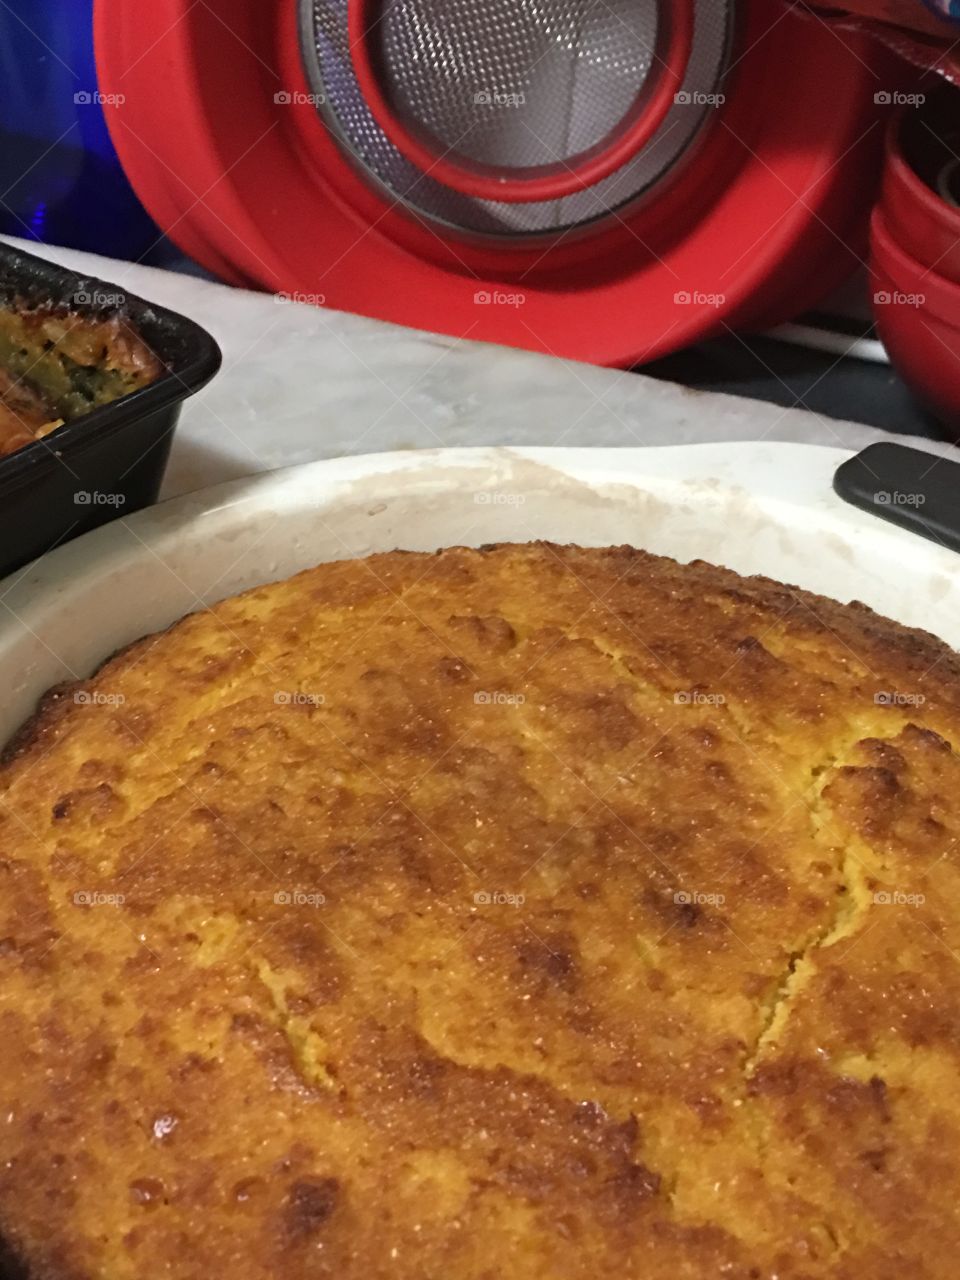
870 207 960 430
880 94 960 284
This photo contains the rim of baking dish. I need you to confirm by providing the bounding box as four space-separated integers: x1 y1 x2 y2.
0 442 957 742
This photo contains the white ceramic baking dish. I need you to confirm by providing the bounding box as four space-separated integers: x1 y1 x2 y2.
1 442 957 744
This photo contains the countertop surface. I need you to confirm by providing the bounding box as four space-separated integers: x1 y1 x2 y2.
6 236 957 499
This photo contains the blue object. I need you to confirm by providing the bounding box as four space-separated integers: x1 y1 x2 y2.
0 0 158 259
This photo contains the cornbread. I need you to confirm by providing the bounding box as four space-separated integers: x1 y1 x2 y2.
1 541 960 1279
0 303 162 458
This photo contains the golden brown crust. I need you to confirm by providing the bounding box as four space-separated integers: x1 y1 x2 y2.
1 542 959 1279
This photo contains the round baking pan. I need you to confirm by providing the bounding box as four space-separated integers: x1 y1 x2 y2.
2 442 957 742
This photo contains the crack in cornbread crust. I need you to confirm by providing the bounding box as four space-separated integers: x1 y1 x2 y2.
1 543 960 1279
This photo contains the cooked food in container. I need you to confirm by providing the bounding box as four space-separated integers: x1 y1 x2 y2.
0 240 221 581
0 302 162 458
1 542 958 1278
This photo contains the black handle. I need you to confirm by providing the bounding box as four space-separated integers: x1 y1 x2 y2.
833 442 960 555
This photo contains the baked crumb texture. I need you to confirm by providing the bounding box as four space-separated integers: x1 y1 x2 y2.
1 543 959 1280
0 305 163 458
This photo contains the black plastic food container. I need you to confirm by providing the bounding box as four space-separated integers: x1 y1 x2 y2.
0 241 221 581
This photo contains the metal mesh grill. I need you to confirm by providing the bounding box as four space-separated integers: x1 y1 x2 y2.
378 0 657 171
302 0 733 237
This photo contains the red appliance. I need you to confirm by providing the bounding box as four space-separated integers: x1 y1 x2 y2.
95 0 894 367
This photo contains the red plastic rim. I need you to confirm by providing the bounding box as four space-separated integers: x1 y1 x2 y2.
94 0 891 367
346 0 695 204
871 207 960 323
880 106 960 284
885 107 960 237
870 211 960 426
